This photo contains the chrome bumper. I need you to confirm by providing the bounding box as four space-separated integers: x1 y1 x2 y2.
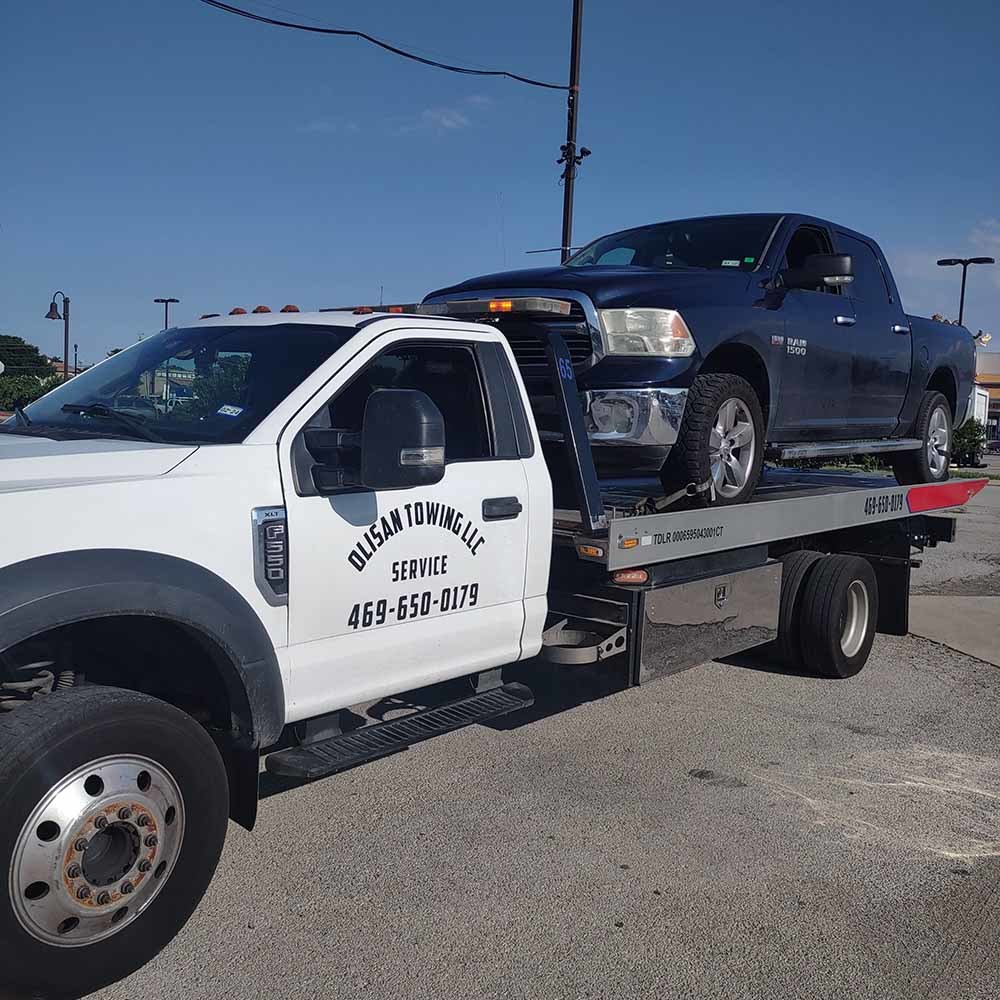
582 388 688 447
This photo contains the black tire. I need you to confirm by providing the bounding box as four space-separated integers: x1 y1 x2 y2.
0 686 229 998
767 550 824 668
660 373 765 506
798 555 879 679
891 390 952 485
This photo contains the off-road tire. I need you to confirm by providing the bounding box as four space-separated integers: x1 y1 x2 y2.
660 373 765 506
0 685 229 998
798 555 879 679
891 390 952 485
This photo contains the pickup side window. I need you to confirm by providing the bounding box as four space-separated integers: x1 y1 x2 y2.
326 342 492 462
837 234 891 303
783 226 839 294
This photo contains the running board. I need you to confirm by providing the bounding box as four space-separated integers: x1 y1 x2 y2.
264 682 534 780
771 438 922 461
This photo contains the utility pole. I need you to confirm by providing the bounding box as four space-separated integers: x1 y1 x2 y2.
558 0 589 263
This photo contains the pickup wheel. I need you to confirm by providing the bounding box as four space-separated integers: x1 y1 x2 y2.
798 555 879 679
892 390 952 485
0 685 229 998
660 373 765 505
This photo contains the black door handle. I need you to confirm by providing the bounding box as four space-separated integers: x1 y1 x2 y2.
482 496 523 520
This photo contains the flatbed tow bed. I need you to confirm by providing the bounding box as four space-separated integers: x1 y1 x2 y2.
484 327 985 682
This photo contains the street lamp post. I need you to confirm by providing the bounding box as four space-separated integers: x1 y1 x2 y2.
936 257 995 326
44 292 70 381
153 297 180 331
73 343 79 376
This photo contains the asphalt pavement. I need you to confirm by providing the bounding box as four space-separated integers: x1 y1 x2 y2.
93 487 1000 1000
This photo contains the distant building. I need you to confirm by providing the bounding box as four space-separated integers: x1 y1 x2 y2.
975 353 1000 438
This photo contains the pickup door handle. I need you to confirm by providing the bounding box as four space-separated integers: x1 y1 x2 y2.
891 324 910 334
834 315 856 326
482 496 523 521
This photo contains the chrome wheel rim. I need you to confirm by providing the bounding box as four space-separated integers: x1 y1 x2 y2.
927 406 950 477
9 755 185 948
840 580 870 658
709 398 756 498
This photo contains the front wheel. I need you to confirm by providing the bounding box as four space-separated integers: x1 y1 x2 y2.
892 390 952 485
660 373 765 506
0 686 229 997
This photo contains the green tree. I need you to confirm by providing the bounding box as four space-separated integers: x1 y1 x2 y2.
0 374 61 410
0 335 51 379
953 418 987 467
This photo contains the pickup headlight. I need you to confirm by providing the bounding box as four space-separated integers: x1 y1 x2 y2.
599 308 695 357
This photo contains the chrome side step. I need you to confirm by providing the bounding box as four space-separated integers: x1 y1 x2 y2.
772 438 922 461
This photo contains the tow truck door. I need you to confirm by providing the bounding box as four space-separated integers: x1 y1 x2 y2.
278 330 531 722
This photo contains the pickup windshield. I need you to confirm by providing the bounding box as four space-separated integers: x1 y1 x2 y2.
565 214 780 272
9 324 352 444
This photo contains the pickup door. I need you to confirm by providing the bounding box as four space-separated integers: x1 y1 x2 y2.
279 330 532 722
835 232 911 437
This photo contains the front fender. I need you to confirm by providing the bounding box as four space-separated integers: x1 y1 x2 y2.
0 549 285 748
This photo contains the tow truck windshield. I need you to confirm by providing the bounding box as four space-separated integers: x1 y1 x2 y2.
6 324 351 444
565 214 779 272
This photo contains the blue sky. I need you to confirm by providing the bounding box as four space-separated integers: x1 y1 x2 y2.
3 0 999 362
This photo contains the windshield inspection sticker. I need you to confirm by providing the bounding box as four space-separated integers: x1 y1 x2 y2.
217 405 244 417
721 259 740 267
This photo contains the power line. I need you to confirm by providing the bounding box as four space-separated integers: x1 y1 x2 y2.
195 0 569 90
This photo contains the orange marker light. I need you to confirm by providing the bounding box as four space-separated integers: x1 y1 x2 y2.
388 305 405 313
618 537 639 550
489 299 514 313
280 304 300 313
577 544 605 559
229 307 247 315
612 568 649 585
252 305 271 314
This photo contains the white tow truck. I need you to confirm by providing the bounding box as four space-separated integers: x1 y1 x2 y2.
0 302 987 996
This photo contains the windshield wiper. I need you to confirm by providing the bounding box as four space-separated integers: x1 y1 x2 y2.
60 403 166 443
13 405 31 427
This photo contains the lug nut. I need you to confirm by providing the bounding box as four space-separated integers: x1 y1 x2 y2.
138 860 152 873
66 864 82 879
118 807 132 821
120 881 134 895
144 835 158 848
74 837 89 852
96 891 112 905
136 814 150 827
77 886 92 900
94 816 108 830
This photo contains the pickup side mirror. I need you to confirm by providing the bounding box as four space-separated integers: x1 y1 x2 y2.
360 389 446 490
781 253 853 291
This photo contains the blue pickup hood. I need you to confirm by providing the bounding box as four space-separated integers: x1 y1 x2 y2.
427 265 751 310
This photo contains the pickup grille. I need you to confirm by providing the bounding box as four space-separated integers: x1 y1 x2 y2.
494 303 595 376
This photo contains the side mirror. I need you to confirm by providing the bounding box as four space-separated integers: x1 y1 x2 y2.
781 253 853 291
361 389 446 490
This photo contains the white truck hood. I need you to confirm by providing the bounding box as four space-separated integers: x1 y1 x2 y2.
0 434 197 492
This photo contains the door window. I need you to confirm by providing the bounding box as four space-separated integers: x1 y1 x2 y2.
837 234 891 303
783 226 839 294
326 343 492 462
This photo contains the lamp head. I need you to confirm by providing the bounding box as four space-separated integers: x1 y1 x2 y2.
45 301 62 321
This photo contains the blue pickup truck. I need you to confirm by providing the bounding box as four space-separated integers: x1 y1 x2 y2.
425 213 976 504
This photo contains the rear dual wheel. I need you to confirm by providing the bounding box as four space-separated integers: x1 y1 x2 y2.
772 553 879 679
0 686 229 998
